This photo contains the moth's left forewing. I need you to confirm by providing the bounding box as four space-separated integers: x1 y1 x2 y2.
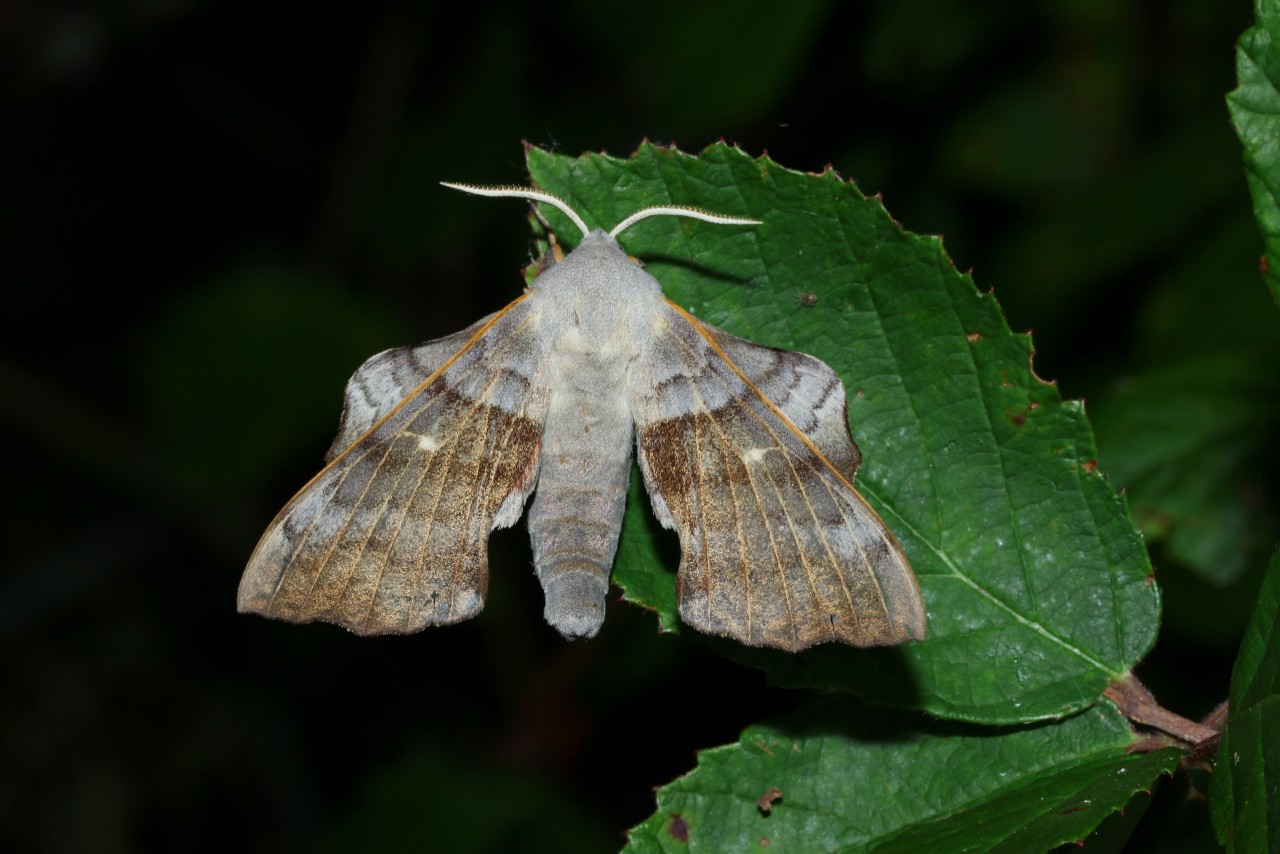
629 300 925 651
238 296 551 635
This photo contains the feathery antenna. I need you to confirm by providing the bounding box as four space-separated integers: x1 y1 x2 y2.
441 183 590 237
609 205 760 238
441 182 760 239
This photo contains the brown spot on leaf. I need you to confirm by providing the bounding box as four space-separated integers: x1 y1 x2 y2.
796 291 819 307
668 813 689 842
1261 254 1270 276
967 332 981 343
1006 404 1031 427
1081 459 1097 474
757 787 783 814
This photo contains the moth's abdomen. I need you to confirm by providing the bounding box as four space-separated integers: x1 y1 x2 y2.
526 361 634 639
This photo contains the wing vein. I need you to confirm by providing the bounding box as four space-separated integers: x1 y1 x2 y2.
660 305 889 635
270 437 390 612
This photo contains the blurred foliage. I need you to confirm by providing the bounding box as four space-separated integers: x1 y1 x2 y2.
1 0 1272 851
142 267 405 497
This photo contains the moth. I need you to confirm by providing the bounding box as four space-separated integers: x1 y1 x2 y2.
237 183 926 651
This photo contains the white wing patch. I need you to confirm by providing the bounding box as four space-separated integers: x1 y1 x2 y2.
407 432 442 453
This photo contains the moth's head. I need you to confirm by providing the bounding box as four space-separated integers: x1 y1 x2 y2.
440 182 760 245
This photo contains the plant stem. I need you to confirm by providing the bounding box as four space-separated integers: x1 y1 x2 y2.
1104 673 1220 747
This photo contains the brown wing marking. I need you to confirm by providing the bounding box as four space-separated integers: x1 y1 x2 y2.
635 299 924 650
238 293 547 635
694 406 805 648
643 405 871 649
699 392 874 645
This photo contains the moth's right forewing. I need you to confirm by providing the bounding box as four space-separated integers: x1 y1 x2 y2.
238 295 551 635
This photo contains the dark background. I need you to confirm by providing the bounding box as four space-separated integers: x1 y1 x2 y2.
2 1 1273 851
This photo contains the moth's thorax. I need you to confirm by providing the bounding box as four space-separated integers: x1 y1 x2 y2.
534 230 662 301
531 229 663 367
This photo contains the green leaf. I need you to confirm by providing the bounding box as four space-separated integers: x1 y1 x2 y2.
1228 0 1280 306
1212 547 1280 851
624 698 1178 853
525 143 1159 724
